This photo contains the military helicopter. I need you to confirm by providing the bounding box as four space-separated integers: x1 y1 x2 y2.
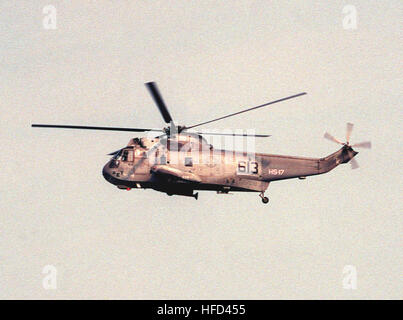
32 82 371 203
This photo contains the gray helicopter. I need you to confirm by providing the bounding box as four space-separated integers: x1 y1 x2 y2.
32 82 371 203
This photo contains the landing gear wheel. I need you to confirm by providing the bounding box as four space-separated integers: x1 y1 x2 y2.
259 192 269 204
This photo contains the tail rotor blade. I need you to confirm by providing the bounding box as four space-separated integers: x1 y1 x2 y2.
350 157 359 169
346 122 354 144
351 141 372 149
324 132 343 144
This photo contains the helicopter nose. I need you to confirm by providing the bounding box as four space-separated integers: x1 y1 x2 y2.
102 163 113 183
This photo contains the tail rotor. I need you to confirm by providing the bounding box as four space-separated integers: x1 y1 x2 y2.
324 123 371 169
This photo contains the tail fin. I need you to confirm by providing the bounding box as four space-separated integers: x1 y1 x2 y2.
319 145 358 173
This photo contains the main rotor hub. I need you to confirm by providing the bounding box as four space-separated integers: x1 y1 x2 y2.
163 125 185 135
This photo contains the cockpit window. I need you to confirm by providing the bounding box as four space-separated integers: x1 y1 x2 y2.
121 150 128 161
111 148 134 162
121 149 133 162
112 149 122 160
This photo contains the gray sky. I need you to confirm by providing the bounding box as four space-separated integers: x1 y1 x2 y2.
0 1 402 299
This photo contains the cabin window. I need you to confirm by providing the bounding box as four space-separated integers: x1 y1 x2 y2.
185 157 193 167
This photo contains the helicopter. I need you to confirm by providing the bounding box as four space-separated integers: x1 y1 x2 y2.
32 82 371 204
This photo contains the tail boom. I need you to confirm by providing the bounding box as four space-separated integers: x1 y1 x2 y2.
259 145 358 181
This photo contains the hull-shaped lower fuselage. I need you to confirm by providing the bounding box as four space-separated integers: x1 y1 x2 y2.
102 145 358 199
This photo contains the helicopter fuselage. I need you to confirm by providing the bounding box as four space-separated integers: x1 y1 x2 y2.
102 134 358 198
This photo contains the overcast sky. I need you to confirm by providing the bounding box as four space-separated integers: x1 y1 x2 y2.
0 1 401 299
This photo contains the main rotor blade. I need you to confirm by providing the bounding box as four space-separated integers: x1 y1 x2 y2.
145 82 173 124
185 92 307 130
324 132 343 144
32 124 162 133
351 141 372 149
346 122 354 143
194 131 271 137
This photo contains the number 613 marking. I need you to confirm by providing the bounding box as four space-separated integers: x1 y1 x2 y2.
237 160 258 174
